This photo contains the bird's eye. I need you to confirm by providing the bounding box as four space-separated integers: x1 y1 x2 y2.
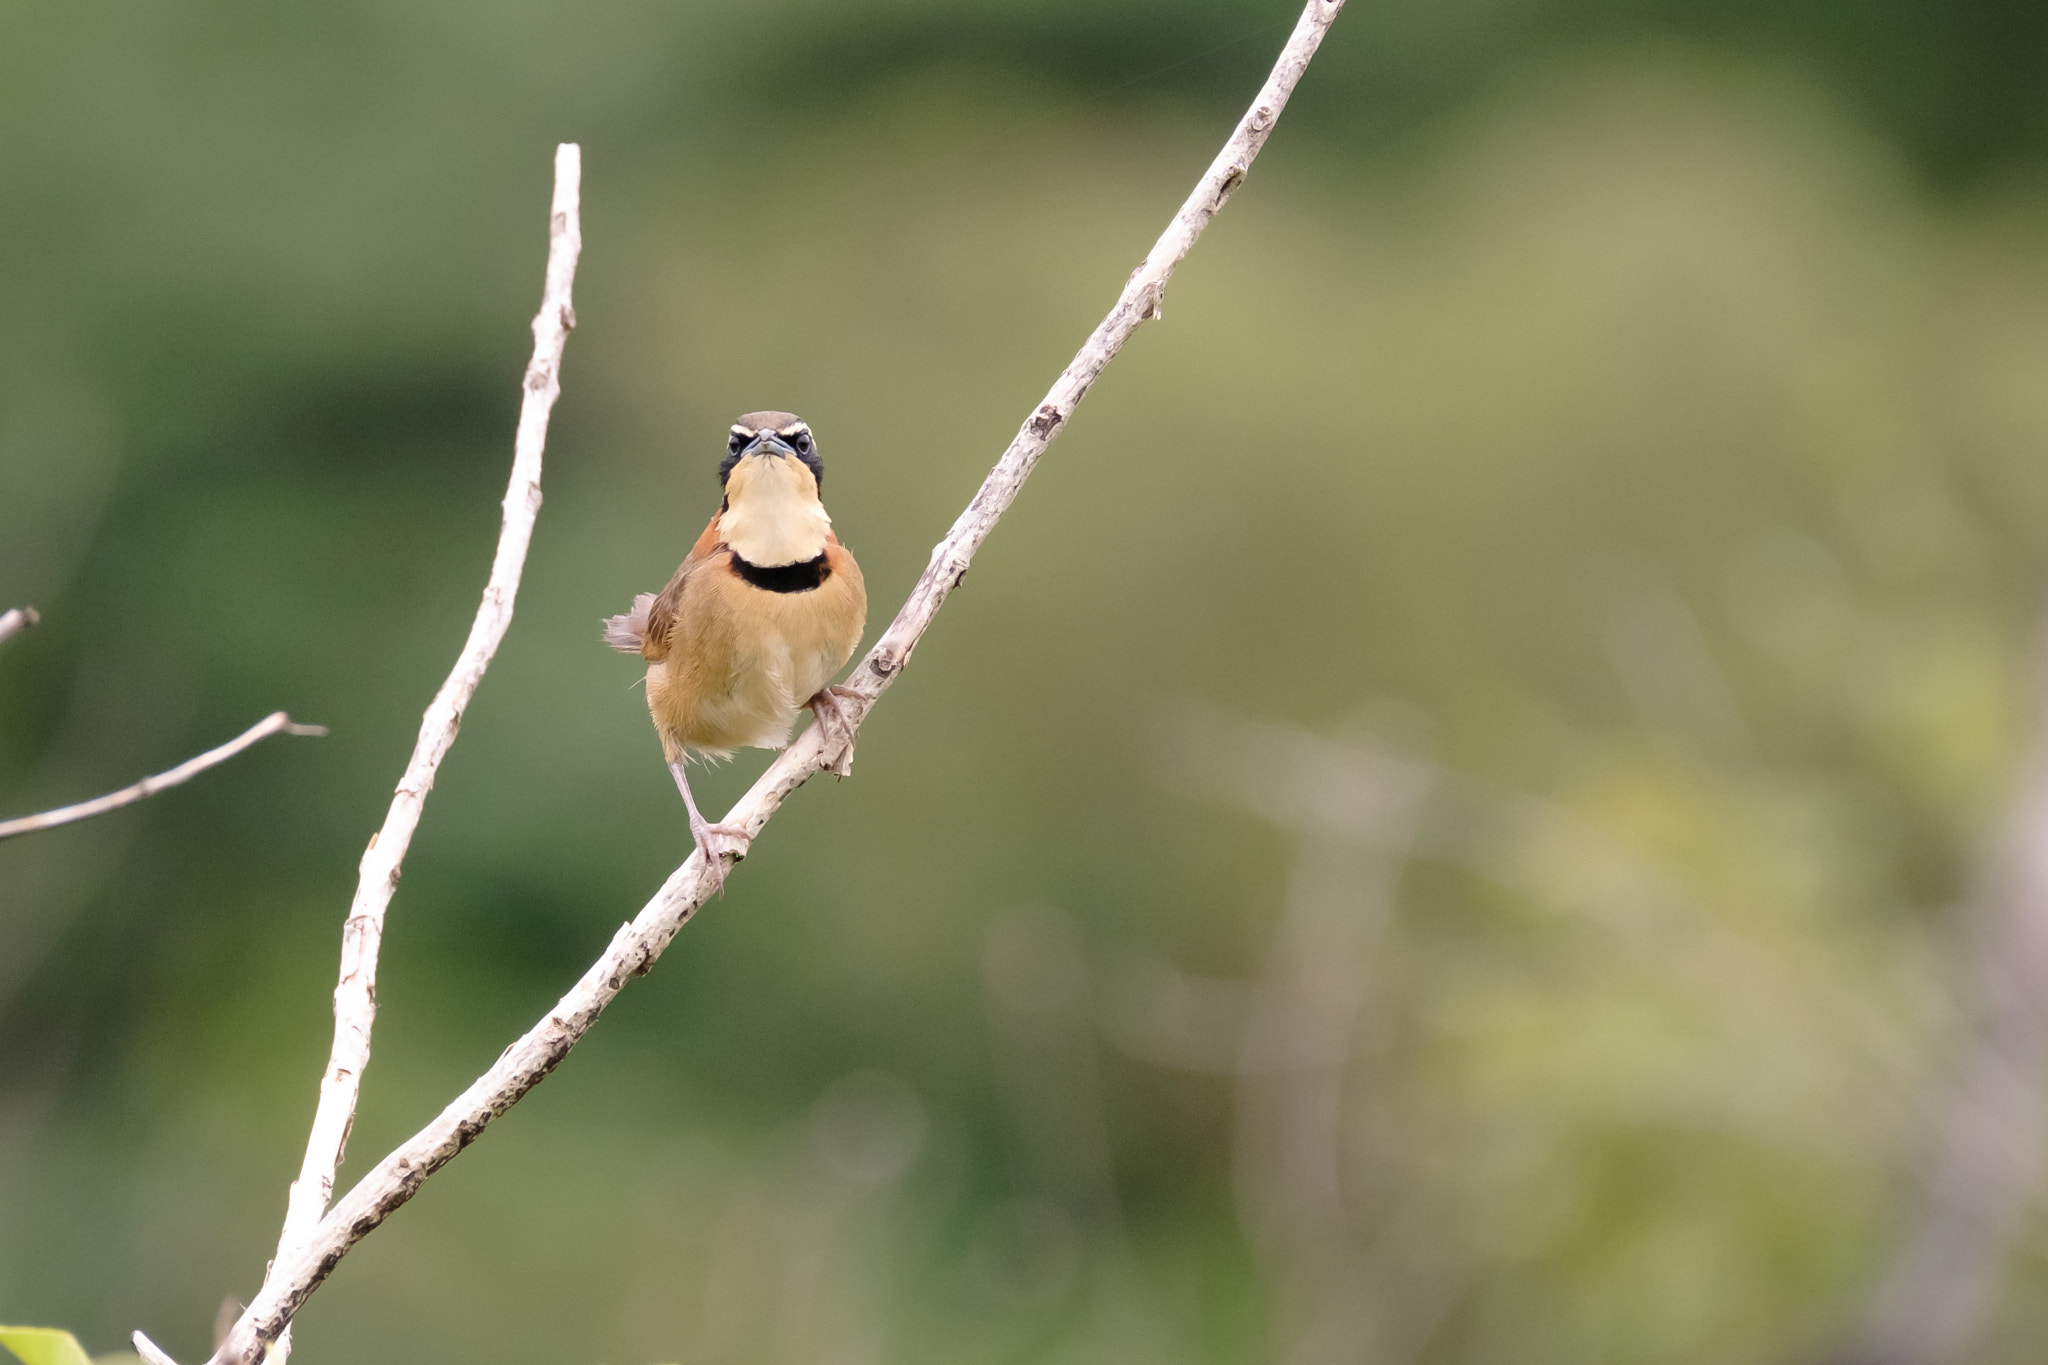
729 431 751 456
789 431 813 455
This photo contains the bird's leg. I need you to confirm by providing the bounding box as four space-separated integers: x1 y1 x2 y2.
669 758 751 896
806 684 864 777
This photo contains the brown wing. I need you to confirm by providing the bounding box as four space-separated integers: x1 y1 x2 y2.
639 510 727 662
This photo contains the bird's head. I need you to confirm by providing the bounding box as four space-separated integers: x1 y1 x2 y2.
717 410 834 567
721 411 824 491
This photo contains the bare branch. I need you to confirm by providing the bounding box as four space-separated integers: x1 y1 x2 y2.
0 605 39 647
239 142 580 1365
200 8 1342 1362
0 711 326 842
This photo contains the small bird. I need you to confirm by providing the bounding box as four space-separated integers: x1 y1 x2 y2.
603 411 867 891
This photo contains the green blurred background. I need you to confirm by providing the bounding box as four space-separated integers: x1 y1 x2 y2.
5 1 2048 1362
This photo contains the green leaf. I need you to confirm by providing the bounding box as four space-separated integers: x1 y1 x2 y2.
0 1327 95 1365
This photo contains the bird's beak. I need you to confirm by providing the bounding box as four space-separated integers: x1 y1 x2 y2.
752 433 797 458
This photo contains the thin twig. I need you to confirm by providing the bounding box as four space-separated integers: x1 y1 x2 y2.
192 8 1340 1362
0 605 39 647
0 712 325 842
234 142 579 1365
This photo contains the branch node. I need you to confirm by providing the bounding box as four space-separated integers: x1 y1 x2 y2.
1214 164 1247 208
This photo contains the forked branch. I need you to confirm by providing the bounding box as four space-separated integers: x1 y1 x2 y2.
185 7 1341 1361
217 144 579 1365
135 143 584 1365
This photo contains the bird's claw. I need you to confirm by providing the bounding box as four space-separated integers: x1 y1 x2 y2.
689 816 751 898
807 684 863 777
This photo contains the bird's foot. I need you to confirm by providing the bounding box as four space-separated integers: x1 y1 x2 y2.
689 814 751 897
807 684 864 777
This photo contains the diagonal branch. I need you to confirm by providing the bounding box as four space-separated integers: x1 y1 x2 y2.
0 605 39 647
0 711 325 842
194 8 1340 1361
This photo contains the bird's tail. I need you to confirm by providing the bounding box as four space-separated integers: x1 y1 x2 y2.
601 593 657 653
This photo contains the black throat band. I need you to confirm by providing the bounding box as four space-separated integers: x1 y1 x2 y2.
730 551 832 593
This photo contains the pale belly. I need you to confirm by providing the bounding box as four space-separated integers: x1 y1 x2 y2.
676 631 824 753
647 571 863 761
